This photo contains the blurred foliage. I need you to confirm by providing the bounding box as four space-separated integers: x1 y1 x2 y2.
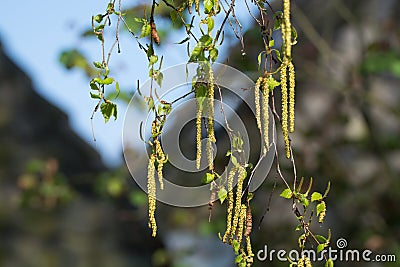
17 158 74 210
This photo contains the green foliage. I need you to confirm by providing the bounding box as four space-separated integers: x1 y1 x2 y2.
17 159 74 210
361 49 400 77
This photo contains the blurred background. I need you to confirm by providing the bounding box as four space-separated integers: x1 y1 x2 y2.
0 0 399 266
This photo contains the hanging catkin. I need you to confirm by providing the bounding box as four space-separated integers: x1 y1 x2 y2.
254 77 263 131
223 166 237 243
195 99 202 169
288 61 295 133
262 77 270 153
147 154 157 237
280 65 290 158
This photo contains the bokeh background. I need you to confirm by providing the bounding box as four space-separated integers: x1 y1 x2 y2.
0 0 399 266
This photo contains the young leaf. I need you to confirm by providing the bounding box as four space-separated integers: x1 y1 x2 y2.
149 55 159 66
235 254 243 263
267 76 280 91
315 235 327 244
311 192 323 202
317 243 326 253
218 187 228 204
204 0 213 14
269 39 275 47
280 188 293 199
90 92 101 99
100 102 117 122
232 240 240 254
202 173 215 184
210 48 218 62
140 22 151 38
207 17 214 32
199 35 213 47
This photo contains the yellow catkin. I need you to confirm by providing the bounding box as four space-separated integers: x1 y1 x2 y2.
154 140 165 190
297 258 304 267
231 166 246 241
280 64 290 158
288 61 295 133
246 236 254 265
196 101 202 169
195 0 200 13
207 70 215 143
262 77 270 153
223 166 237 243
147 154 157 237
304 256 312 267
206 69 215 170
236 204 247 243
254 77 263 131
318 209 326 223
283 0 292 58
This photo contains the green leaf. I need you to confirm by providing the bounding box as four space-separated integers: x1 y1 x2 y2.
210 48 218 62
232 240 240 254
257 51 265 70
103 77 114 85
315 235 327 244
298 194 309 207
170 10 178 25
231 155 239 167
149 55 159 66
94 77 114 85
280 188 293 199
93 61 103 69
204 0 214 14
218 187 228 204
202 173 215 184
316 201 326 215
207 17 214 32
325 258 334 267
269 39 275 47
267 76 280 91
311 192 323 202
140 22 151 38
90 92 101 99
90 81 99 90
199 35 213 47
155 71 163 87
317 243 326 253
189 45 203 62
94 14 104 23
100 102 117 122
235 254 243 263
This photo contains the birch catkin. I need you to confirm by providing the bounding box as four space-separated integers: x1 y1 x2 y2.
262 78 270 153
280 65 290 158
288 61 295 133
147 154 157 237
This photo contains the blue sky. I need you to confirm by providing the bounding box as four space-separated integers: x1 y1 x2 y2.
0 0 155 166
0 0 256 167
